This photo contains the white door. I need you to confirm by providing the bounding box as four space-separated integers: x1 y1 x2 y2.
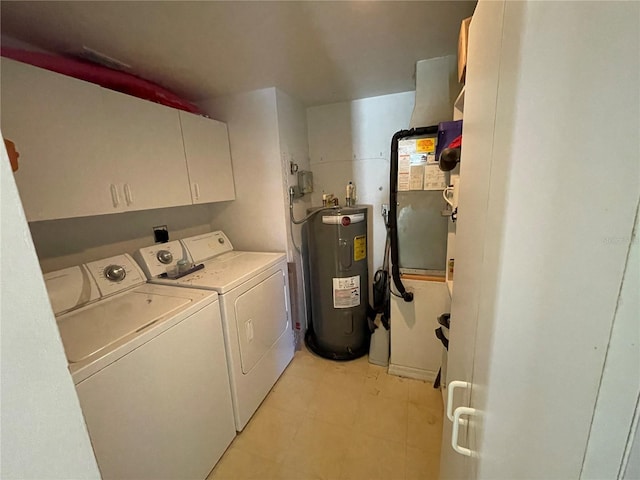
441 1 640 478
439 1 504 477
100 88 192 211
1 58 116 220
235 270 289 374
179 111 236 204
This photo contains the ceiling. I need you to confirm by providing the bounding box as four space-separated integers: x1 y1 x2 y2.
0 1 476 106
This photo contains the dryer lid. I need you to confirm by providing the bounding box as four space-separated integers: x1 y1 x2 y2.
170 251 285 294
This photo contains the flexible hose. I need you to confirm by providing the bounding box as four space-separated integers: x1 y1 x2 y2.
288 189 339 253
389 126 439 303
290 199 339 225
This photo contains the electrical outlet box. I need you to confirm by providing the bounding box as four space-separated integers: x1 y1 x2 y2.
298 171 313 194
153 225 169 243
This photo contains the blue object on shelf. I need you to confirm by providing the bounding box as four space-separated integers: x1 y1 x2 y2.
436 120 463 160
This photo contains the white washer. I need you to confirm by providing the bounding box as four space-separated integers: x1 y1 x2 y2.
135 231 294 431
45 254 236 480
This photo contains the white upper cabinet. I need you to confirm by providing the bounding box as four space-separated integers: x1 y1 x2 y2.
100 89 192 212
0 58 235 221
179 111 235 204
1 58 117 221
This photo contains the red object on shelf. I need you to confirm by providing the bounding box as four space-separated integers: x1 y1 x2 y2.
448 135 462 149
1 47 201 114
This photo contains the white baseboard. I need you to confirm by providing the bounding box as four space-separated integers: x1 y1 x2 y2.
388 363 438 382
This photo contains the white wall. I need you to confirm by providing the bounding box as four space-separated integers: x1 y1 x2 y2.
276 88 311 258
0 139 101 479
200 88 289 253
306 91 415 271
29 204 214 272
275 89 312 334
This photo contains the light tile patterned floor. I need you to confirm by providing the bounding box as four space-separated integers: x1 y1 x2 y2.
208 347 443 480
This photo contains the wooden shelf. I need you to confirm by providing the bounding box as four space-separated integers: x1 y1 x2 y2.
401 273 445 283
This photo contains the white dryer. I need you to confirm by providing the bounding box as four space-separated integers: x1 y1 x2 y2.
45 254 236 480
135 231 294 431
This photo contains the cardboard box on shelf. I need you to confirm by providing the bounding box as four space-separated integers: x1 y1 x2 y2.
458 16 472 84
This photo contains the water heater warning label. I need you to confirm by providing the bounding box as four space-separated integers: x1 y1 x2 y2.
354 235 366 261
333 276 360 309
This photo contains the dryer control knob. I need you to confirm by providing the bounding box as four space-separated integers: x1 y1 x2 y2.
218 238 225 244
157 250 173 264
104 265 126 282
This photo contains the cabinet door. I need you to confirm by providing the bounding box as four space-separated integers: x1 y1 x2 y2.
100 89 192 212
179 111 235 204
1 58 117 221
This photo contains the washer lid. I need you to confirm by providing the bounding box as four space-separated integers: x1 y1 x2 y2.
44 265 100 316
57 289 191 363
168 251 286 294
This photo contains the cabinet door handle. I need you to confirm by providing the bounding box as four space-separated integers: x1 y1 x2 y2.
193 183 200 200
110 184 120 208
124 184 133 206
452 406 476 457
447 380 470 422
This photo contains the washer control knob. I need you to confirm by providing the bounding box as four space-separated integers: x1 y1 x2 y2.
157 250 173 264
218 237 225 244
104 265 126 282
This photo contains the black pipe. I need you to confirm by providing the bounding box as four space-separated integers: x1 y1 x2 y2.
389 125 439 302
